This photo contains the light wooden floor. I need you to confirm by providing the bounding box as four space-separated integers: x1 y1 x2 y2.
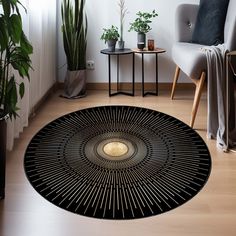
1 89 236 236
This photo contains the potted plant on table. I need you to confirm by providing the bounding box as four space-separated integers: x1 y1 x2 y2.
61 0 88 98
129 10 158 50
117 0 128 50
101 25 120 52
0 0 33 199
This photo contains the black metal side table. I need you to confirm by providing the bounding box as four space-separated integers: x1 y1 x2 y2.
132 48 166 96
100 48 135 96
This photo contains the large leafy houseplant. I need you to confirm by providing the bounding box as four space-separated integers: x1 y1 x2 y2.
0 0 33 119
61 0 88 98
0 0 32 199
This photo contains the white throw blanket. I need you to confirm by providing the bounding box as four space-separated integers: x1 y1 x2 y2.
204 45 236 150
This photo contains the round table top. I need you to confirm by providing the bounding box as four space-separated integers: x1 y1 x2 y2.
132 48 166 54
100 48 133 55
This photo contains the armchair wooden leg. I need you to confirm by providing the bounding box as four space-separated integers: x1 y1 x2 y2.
171 66 180 99
190 71 206 128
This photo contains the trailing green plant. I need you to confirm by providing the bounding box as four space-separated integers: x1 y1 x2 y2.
101 25 120 43
118 0 128 42
61 0 87 71
0 0 33 119
129 10 158 34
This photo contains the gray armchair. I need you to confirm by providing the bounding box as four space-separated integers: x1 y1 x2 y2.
170 0 236 128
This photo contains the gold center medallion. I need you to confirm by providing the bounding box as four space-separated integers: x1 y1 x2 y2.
103 141 129 157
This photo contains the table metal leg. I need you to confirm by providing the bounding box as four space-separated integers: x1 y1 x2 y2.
132 52 135 96
142 53 144 97
117 55 120 91
156 53 158 96
106 52 134 97
143 52 159 96
108 54 111 97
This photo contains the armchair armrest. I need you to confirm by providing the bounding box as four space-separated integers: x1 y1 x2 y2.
175 4 199 42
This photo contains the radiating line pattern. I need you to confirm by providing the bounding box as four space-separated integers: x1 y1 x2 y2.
24 106 211 219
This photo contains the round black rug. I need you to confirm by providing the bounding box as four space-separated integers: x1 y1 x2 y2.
24 106 211 219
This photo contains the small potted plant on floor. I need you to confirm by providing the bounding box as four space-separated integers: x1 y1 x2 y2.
61 0 88 98
101 25 120 52
129 10 158 50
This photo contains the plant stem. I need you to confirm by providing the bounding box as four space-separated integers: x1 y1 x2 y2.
118 0 128 42
0 52 8 107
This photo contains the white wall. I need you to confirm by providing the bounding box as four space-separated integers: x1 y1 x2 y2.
57 0 199 84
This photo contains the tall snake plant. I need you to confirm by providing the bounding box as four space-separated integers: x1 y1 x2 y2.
61 0 87 71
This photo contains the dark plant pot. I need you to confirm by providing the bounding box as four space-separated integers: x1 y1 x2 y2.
118 40 125 50
61 69 86 99
137 32 146 50
107 39 117 52
0 112 9 200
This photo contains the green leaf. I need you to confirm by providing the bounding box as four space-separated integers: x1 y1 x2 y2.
9 14 22 43
7 76 17 106
19 82 25 98
9 0 25 16
10 46 32 79
4 76 18 118
20 32 33 54
0 17 8 51
1 0 11 16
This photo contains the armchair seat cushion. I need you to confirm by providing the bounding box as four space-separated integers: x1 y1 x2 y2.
172 42 207 79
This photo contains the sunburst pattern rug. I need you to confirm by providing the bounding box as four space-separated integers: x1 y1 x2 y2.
24 106 211 219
